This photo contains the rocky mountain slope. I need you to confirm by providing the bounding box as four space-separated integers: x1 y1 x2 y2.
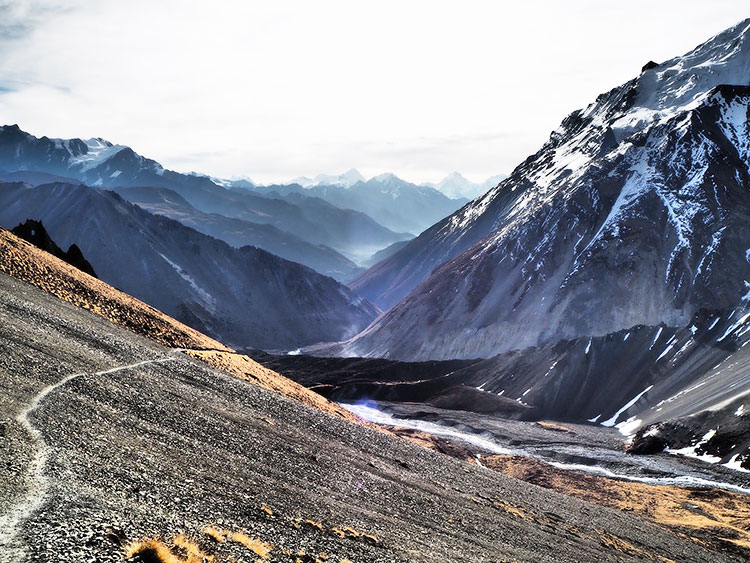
344 19 750 359
0 233 730 562
308 20 750 449
0 182 378 350
112 186 362 282
0 126 408 265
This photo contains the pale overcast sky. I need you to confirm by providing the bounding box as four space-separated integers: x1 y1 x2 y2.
0 1 748 184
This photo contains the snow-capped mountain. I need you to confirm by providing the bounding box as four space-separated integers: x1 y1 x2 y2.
0 181 379 349
424 172 506 200
253 172 467 235
289 168 366 188
340 19 750 365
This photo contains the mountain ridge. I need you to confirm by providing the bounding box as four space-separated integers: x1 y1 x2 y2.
0 181 379 350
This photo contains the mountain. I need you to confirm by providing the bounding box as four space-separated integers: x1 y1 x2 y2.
0 181 379 349
289 168 366 188
323 20 750 431
251 173 467 236
424 172 506 200
360 239 412 269
349 19 750 325
0 126 407 262
112 186 363 282
229 187 411 262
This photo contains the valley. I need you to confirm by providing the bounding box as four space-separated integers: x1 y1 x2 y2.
2 9 750 563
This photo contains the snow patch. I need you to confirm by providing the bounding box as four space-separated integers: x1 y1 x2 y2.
669 429 722 464
69 138 126 172
157 253 216 311
601 385 653 427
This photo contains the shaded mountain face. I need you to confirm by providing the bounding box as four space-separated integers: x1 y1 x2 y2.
360 239 412 269
0 182 379 349
0 126 407 263
112 186 363 282
11 219 97 278
343 20 750 363
249 173 467 236
226 188 411 262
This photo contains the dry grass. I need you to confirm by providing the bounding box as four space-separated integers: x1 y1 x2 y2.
202 527 273 560
173 534 214 562
483 454 750 555
535 421 574 433
124 536 212 563
125 539 182 563
0 229 228 351
395 426 750 558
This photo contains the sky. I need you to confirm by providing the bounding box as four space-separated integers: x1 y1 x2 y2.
0 1 748 185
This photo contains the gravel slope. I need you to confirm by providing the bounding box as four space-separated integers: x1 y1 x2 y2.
0 273 733 562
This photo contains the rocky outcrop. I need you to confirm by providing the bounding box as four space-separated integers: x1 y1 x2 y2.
11 219 97 278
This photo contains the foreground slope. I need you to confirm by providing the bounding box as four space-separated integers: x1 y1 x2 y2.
344 19 750 360
0 268 726 562
0 184 378 349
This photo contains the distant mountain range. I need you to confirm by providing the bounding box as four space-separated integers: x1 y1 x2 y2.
112 186 365 281
248 173 469 236
286 168 505 201
0 181 379 349
422 171 506 200
0 126 503 270
0 126 413 271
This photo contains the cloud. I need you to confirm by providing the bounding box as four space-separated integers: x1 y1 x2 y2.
0 1 748 184
0 0 79 42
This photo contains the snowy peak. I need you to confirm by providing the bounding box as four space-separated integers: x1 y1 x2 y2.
579 18 750 142
315 168 366 188
426 172 506 200
637 18 750 111
369 172 402 186
290 168 366 188
68 137 127 173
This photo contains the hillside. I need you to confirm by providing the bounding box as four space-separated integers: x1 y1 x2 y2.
0 230 728 562
0 182 379 350
112 186 362 282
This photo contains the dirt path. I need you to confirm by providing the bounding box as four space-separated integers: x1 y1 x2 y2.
0 351 181 562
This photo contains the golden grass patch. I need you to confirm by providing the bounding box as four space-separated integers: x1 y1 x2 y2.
202 526 273 560
483 454 750 555
0 229 228 351
124 536 211 563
